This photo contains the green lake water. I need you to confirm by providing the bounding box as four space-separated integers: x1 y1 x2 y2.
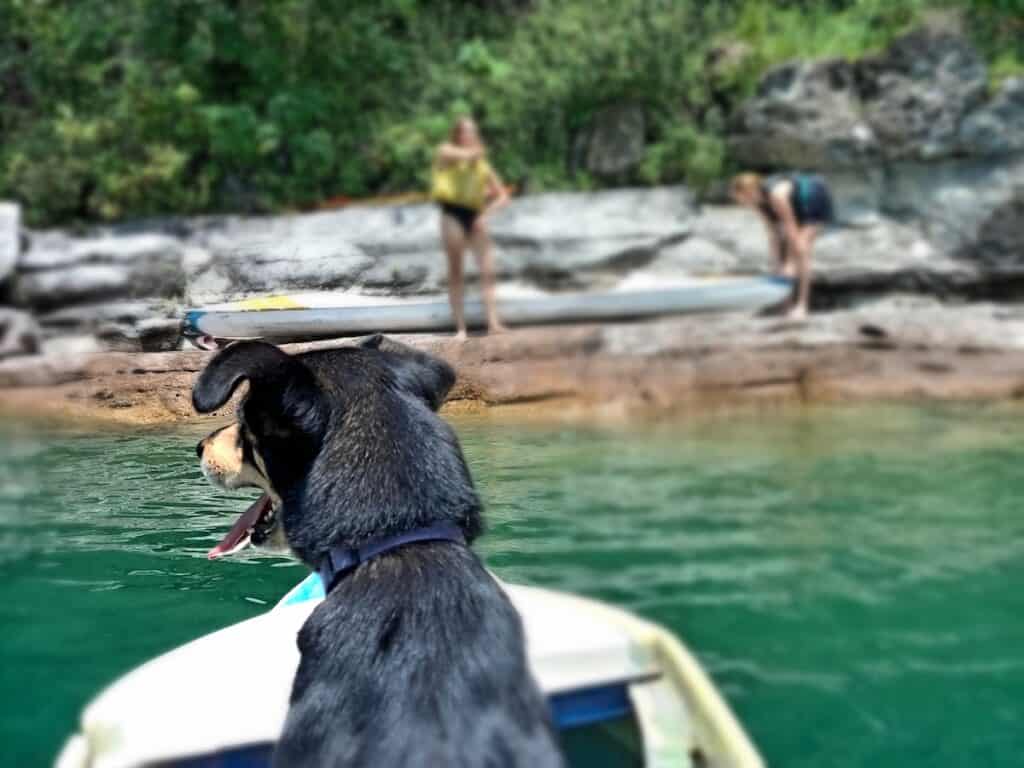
2 404 1023 767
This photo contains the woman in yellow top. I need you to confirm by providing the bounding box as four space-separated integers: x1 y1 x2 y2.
433 117 509 340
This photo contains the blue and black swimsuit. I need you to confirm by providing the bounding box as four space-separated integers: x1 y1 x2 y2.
760 173 834 226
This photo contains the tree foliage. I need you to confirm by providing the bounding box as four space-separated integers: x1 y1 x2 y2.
0 0 1019 225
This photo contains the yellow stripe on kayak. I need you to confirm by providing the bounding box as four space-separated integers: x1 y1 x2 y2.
234 296 306 311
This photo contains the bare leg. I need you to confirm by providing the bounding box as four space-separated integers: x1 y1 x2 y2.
441 215 468 340
779 240 797 279
773 230 796 279
786 226 817 320
469 222 507 333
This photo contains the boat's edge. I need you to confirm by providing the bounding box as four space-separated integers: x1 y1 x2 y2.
55 581 765 768
520 585 765 768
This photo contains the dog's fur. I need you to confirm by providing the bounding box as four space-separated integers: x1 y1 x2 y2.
194 336 563 768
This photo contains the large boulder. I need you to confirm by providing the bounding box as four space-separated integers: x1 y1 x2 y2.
14 265 135 309
729 58 878 169
687 205 766 269
882 154 1024 251
646 235 750 277
185 207 414 304
97 317 184 352
0 202 21 284
827 168 886 226
36 299 180 338
959 77 1024 157
809 219 982 303
729 24 989 169
648 205 970 302
957 189 1024 270
856 26 987 161
183 188 697 302
490 187 695 286
580 104 647 178
14 233 186 309
0 307 41 360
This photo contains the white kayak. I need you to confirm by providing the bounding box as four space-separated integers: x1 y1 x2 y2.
184 276 792 341
56 575 765 768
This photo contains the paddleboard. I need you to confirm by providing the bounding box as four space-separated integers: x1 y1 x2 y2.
184 276 792 341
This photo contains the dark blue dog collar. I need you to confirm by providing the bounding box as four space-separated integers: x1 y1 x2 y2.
318 521 466 594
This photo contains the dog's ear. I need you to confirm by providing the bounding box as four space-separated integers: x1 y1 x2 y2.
359 335 455 411
192 341 324 435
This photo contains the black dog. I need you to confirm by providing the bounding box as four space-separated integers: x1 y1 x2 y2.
193 336 563 768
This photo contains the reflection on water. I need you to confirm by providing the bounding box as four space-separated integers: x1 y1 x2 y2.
1 404 1023 767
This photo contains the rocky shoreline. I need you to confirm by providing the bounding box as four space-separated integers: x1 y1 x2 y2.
3 299 1024 428
1 22 1022 426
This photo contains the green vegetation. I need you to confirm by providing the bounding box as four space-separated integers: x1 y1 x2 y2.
1 0 1021 225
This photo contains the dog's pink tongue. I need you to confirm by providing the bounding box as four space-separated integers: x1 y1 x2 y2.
208 494 270 560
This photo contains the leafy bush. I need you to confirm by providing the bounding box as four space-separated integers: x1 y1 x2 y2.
0 0 1020 225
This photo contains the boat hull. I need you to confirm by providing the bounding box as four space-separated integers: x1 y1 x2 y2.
184 277 792 340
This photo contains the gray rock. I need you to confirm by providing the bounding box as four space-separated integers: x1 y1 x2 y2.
20 232 183 270
689 205 767 269
37 300 177 336
97 317 183 352
882 155 1024 250
14 265 133 309
14 232 187 309
647 236 745 277
0 307 41 360
182 188 697 302
960 77 1024 156
729 25 989 168
583 104 646 177
186 209 381 304
39 334 104 359
857 27 987 160
14 259 185 310
814 220 940 278
0 202 20 284
958 189 1024 269
18 230 79 270
810 220 980 302
490 187 695 285
729 58 878 169
359 250 447 294
671 204 978 304
827 168 886 226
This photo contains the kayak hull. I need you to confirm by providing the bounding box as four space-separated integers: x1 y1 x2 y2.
184 277 792 340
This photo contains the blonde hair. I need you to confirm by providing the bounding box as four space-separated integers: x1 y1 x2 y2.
730 172 763 200
449 117 485 152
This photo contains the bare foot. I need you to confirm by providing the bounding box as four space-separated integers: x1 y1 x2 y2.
488 319 509 334
453 329 468 342
785 304 808 320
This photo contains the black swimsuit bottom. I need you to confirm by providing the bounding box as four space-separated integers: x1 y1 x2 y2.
440 202 480 236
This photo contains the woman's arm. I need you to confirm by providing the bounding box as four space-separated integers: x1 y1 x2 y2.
769 184 805 258
476 168 510 226
436 142 483 165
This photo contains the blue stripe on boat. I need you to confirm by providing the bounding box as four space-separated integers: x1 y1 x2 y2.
549 683 633 730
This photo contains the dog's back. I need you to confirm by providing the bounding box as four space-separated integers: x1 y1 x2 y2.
276 545 562 768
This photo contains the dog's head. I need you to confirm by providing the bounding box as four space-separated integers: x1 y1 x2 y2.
193 335 481 567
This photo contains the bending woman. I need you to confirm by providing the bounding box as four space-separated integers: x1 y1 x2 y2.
432 117 510 341
731 172 834 319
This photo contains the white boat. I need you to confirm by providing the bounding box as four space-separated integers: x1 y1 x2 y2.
183 277 792 342
56 574 765 768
